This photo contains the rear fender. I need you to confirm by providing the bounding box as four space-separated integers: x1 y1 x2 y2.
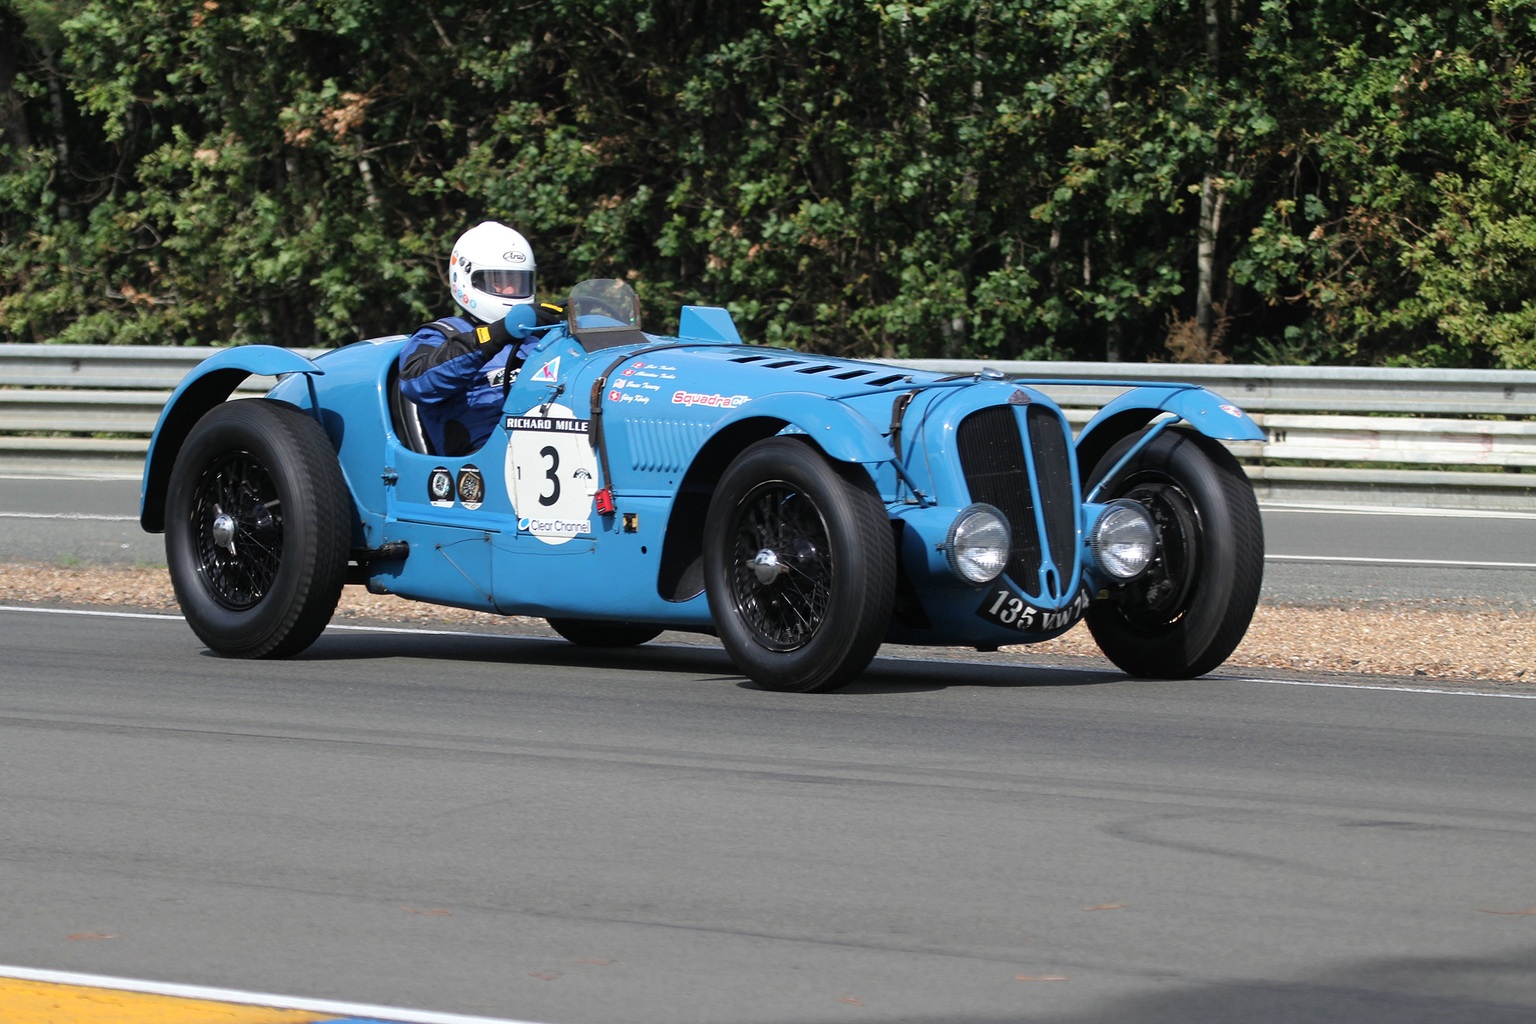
1076 384 1262 478
139 347 324 531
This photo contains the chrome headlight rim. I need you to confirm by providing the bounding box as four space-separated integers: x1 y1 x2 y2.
944 502 1012 585
1090 498 1157 581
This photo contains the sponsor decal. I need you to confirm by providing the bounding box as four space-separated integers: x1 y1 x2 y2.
506 402 600 546
672 390 749 408
1220 403 1245 417
428 467 454 507
456 465 484 510
532 357 561 383
626 360 677 378
516 516 591 538
976 584 1092 633
505 415 590 434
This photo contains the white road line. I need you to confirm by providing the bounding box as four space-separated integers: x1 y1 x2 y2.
0 511 138 521
1260 503 1536 520
2 604 1530 699
1265 553 1536 570
0 605 184 621
0 472 138 482
0 964 555 1024
1222 676 1536 698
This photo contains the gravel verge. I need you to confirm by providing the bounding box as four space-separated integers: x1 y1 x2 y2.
3 563 1530 687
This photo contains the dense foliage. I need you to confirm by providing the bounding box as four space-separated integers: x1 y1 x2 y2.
3 0 1535 367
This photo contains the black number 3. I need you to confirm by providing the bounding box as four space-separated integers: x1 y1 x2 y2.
539 444 561 506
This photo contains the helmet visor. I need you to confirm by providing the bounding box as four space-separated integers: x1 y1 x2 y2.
471 268 535 299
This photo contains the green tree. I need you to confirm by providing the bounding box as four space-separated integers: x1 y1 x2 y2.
2 0 1535 368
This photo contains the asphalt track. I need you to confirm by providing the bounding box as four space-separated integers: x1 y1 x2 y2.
2 604 1535 1023
1 470 1534 1022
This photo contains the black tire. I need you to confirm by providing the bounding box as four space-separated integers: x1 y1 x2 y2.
702 437 895 693
546 618 663 648
1084 427 1264 679
164 400 351 658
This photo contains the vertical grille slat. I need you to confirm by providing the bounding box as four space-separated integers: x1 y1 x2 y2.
1027 404 1077 577
957 405 1077 600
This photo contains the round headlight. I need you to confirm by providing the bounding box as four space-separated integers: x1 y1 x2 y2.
1090 499 1156 580
945 504 1011 584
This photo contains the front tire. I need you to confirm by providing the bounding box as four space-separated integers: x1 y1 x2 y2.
164 400 351 658
1085 427 1264 678
703 438 895 693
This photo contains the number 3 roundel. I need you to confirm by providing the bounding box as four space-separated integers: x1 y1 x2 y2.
506 402 599 545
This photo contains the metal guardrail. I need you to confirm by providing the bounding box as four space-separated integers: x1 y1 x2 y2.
3 344 1534 509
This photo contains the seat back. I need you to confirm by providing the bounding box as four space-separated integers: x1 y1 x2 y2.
387 366 435 455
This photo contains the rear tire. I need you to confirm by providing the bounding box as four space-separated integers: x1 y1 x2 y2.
164 400 351 658
703 438 895 693
546 619 663 648
1085 427 1264 678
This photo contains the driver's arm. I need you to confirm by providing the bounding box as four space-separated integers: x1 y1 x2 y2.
400 302 564 384
400 320 507 380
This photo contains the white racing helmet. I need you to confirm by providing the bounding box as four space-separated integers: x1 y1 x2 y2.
449 221 537 323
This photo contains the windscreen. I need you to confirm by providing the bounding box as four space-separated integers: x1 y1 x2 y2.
567 279 645 349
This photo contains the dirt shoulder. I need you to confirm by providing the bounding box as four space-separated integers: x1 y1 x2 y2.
2 563 1531 688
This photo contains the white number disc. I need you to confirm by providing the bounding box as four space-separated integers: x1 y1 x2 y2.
505 402 599 546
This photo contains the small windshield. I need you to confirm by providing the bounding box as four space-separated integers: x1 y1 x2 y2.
567 279 645 349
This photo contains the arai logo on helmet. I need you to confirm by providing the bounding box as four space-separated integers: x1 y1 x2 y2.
503 250 527 263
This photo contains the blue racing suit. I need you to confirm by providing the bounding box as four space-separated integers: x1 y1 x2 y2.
398 315 518 456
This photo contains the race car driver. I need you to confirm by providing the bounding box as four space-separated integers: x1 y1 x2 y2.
399 221 563 455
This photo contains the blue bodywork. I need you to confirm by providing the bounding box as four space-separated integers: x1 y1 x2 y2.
141 302 1264 651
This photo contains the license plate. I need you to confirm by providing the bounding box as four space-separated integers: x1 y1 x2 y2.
976 583 1092 633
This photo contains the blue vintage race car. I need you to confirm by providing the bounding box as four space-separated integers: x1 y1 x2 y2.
139 280 1265 692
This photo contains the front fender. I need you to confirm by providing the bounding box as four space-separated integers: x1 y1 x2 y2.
709 391 894 465
139 347 325 532
1076 384 1263 475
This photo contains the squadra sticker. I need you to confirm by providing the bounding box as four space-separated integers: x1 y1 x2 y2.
505 402 598 545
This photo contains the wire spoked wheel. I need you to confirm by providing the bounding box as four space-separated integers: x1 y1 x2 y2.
1110 480 1200 630
165 400 351 658
703 438 894 693
1084 427 1264 679
728 481 834 651
189 451 284 610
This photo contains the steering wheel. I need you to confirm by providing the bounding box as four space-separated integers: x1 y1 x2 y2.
573 296 633 325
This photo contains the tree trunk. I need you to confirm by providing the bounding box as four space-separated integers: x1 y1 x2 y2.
1195 0 1223 345
0 26 34 153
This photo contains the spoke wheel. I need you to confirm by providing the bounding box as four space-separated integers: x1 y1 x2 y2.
704 438 895 693
165 400 351 658
1085 427 1264 679
189 451 284 610
730 482 833 651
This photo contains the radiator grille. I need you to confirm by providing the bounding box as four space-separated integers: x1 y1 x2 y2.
957 405 1077 599
1027 404 1078 584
